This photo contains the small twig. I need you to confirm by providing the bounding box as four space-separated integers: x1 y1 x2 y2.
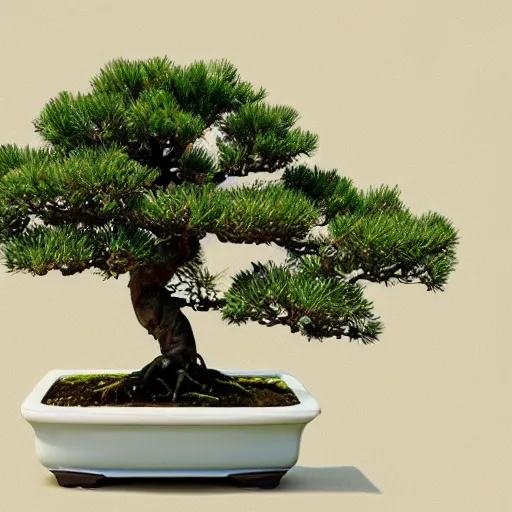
347 264 402 284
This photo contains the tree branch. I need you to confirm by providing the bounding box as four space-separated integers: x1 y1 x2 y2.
347 263 403 284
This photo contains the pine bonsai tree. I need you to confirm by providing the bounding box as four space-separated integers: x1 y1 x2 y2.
0 57 459 405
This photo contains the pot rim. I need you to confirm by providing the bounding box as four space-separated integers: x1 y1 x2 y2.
21 368 321 426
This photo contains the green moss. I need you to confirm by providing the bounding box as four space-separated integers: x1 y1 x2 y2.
236 376 289 390
60 373 128 383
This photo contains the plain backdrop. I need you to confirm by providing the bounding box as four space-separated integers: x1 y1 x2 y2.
1 1 511 511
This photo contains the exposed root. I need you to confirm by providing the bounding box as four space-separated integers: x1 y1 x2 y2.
214 378 253 395
44 370 301 407
95 376 130 401
94 359 256 404
130 355 167 385
181 392 220 403
156 377 173 397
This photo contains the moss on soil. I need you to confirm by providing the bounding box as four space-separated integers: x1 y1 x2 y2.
41 373 300 408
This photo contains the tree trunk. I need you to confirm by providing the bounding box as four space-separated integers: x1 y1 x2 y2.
127 236 203 371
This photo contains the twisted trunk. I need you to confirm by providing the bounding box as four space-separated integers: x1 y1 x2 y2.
129 280 200 366
127 235 204 372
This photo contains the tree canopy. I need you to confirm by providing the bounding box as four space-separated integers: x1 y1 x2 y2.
0 57 459 343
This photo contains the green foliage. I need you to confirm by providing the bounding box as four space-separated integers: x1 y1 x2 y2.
0 144 53 178
127 183 219 235
130 180 319 242
33 86 206 154
223 103 300 139
27 144 154 194
178 147 218 182
168 59 267 124
90 56 175 100
0 145 158 222
94 224 159 278
124 88 205 147
222 261 383 342
218 103 319 175
34 91 128 152
282 164 362 220
217 141 246 173
325 209 459 290
2 224 95 275
358 185 405 215
2 223 158 278
91 57 265 119
280 164 458 293
32 57 274 185
0 56 460 344
0 144 54 242
283 165 409 221
90 57 266 123
212 181 319 243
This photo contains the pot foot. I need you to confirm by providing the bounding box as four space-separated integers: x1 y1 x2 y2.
229 470 287 489
51 470 107 488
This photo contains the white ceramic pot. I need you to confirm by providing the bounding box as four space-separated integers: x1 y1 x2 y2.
21 368 321 489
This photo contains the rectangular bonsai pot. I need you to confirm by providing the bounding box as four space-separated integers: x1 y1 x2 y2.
21 368 321 488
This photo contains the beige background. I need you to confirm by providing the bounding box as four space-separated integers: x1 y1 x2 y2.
1 1 511 511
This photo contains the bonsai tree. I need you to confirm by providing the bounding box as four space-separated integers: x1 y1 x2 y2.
0 57 459 406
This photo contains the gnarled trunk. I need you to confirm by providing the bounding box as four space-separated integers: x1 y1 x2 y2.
129 278 199 367
126 236 206 400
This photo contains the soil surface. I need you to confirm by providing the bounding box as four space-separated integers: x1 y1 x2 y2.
42 373 300 408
